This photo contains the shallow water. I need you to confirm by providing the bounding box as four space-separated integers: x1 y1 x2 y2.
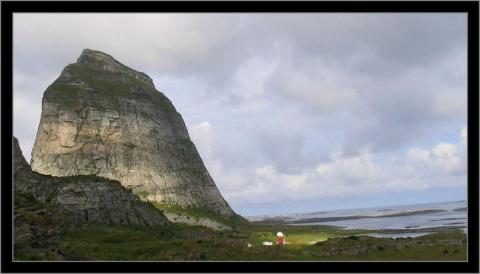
365 232 433 239
301 210 467 230
251 200 468 231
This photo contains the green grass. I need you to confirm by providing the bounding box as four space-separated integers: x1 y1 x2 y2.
52 222 467 261
153 203 246 228
304 230 467 261
58 223 223 260
242 224 339 247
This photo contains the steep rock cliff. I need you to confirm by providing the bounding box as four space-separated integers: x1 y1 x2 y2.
30 49 235 217
15 137 168 226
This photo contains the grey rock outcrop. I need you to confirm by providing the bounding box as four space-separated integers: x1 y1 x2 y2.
14 191 66 260
30 49 235 217
14 137 168 226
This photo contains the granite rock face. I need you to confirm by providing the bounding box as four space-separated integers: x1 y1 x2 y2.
15 137 168 226
30 49 234 217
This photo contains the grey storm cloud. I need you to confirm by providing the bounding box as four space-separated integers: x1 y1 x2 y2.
13 13 467 214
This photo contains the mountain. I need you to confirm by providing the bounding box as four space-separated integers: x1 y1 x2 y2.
30 49 235 217
14 137 168 226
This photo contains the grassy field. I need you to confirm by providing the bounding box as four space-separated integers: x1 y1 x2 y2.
15 193 466 261
152 203 246 227
55 222 467 261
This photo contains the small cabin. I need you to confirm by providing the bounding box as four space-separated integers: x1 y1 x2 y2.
276 232 285 245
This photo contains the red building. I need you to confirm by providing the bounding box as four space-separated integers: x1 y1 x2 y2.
276 232 285 245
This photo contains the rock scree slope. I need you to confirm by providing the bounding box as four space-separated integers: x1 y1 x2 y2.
30 49 235 217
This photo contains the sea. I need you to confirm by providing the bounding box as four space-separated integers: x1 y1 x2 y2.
247 200 468 234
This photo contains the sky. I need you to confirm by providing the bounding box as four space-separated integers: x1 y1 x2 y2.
13 13 467 216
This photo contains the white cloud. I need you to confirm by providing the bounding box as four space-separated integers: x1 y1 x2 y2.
256 165 308 192
406 127 467 179
223 132 467 205
461 127 467 145
407 142 462 174
190 121 213 154
13 13 468 213
316 151 384 182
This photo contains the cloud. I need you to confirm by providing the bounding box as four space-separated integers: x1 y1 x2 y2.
461 127 467 145
266 61 361 114
406 127 467 177
340 60 467 154
13 13 468 213
222 127 467 206
316 150 385 182
407 143 462 174
190 121 214 153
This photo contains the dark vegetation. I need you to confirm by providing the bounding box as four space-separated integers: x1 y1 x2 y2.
14 192 66 260
14 188 467 261
54 223 466 261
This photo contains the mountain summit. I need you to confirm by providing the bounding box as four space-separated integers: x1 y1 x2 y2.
31 49 235 217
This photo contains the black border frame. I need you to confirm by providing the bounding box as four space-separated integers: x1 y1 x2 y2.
1 1 478 273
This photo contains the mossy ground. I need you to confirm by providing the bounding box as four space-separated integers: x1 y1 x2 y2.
153 203 246 228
